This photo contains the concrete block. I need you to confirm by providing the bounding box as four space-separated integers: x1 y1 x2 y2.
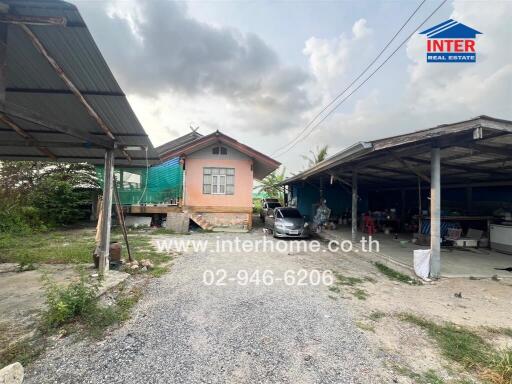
166 213 189 233
0 362 24 384
124 216 152 228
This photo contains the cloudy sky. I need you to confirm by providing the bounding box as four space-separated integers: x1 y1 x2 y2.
73 0 512 174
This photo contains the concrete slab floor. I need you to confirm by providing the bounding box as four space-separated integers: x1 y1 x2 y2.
0 264 129 327
320 227 512 278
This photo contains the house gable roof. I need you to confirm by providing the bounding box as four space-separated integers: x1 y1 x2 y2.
158 130 280 180
420 19 482 39
155 131 202 156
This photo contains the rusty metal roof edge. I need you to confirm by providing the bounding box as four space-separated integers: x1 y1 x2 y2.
280 115 512 186
280 141 373 185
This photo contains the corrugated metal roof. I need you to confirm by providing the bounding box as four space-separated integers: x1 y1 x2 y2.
282 116 512 188
0 0 158 166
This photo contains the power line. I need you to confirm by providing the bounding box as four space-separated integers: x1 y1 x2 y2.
271 0 426 157
273 0 447 158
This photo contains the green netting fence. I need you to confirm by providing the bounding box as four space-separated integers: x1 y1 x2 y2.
96 157 183 205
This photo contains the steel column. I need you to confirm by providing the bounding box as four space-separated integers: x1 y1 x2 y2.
351 170 358 243
430 147 441 277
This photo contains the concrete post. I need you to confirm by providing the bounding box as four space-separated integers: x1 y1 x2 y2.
430 147 441 278
351 170 358 244
99 149 115 274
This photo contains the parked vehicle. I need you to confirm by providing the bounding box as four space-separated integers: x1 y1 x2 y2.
260 198 281 222
264 207 310 238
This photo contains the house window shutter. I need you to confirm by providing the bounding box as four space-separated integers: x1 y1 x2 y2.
203 168 212 194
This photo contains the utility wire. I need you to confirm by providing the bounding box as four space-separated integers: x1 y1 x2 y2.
272 0 426 156
273 0 447 158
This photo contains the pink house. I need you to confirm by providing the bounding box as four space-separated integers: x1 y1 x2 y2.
157 131 280 231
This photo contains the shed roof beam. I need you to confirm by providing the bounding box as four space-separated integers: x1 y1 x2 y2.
6 87 125 97
463 143 512 158
19 24 117 142
1 102 114 148
402 156 511 176
0 14 66 26
0 139 107 148
390 152 430 183
0 114 57 159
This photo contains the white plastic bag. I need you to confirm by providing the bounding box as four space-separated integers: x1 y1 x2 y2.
413 249 431 279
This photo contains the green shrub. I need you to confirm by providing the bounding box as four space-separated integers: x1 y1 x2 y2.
33 179 89 226
0 204 45 234
42 273 99 329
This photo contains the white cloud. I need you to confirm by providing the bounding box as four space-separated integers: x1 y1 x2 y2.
303 18 373 95
287 1 512 172
75 0 313 135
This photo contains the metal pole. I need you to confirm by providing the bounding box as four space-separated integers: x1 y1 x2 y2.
430 147 441 278
351 170 358 243
99 149 115 274
0 23 7 106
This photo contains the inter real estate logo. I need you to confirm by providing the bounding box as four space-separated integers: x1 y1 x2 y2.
419 19 482 63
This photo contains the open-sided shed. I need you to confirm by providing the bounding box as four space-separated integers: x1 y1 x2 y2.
282 116 512 277
0 0 158 273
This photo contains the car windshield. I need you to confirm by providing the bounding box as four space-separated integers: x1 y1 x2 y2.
266 202 281 209
280 209 302 218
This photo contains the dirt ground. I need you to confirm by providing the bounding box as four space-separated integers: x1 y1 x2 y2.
1 224 511 383
298 232 512 383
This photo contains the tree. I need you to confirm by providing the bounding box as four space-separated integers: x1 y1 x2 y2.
255 167 286 201
301 145 329 169
0 161 99 232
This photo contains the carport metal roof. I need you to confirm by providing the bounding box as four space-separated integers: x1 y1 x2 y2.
0 0 158 166
282 116 512 189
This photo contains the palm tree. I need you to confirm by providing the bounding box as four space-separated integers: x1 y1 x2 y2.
255 167 286 201
301 145 328 169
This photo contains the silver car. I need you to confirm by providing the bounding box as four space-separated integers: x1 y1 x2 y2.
265 207 310 238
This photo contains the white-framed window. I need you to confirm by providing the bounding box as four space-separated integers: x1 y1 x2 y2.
203 167 234 195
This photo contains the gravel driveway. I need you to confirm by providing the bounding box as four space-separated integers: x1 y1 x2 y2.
25 231 382 383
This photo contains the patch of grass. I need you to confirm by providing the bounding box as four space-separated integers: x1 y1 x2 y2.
480 350 512 384
328 285 340 293
399 313 489 366
351 288 368 300
42 273 142 339
485 327 512 338
83 286 142 339
399 313 512 384
375 262 421 285
149 265 169 278
355 321 375 332
364 276 377 283
369 311 386 321
42 271 99 329
0 230 95 264
0 336 47 368
329 272 370 300
334 272 363 286
150 227 175 235
0 228 170 269
327 295 337 300
420 370 446 384
391 364 446 384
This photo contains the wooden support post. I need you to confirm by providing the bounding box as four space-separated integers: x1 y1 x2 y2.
430 147 441 278
98 149 115 274
351 170 358 243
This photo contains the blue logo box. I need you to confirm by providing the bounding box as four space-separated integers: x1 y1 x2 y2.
426 53 476 63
